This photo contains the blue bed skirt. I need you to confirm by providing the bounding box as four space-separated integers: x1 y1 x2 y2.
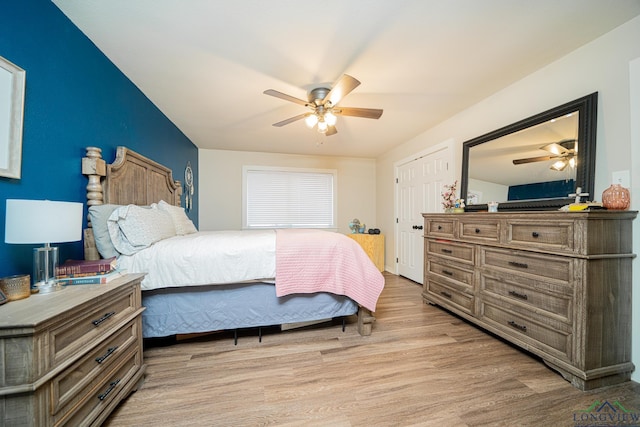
141 282 359 338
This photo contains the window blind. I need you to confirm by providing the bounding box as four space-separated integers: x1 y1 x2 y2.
243 167 336 228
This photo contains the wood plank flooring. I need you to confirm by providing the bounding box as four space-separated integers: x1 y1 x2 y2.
105 273 640 426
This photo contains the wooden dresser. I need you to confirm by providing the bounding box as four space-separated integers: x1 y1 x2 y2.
422 211 636 390
0 274 146 426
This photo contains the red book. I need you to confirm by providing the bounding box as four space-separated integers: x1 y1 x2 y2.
55 257 117 276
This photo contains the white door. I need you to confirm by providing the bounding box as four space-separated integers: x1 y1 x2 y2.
396 145 454 283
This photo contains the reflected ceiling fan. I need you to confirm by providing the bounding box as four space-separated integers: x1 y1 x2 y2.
512 139 577 171
264 74 383 136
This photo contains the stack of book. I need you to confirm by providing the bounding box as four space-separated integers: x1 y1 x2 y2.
55 257 123 285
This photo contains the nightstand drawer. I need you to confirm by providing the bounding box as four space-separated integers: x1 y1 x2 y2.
51 318 140 415
54 344 143 427
50 284 137 368
425 219 455 238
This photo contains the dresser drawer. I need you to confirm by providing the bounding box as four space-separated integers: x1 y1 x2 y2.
425 218 455 238
51 319 140 415
425 278 474 315
507 220 574 252
480 302 572 361
427 258 473 288
480 247 572 283
427 240 474 264
50 285 138 368
459 220 500 243
480 274 572 322
54 344 142 427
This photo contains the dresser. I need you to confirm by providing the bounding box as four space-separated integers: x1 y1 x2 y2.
347 233 385 272
422 211 636 390
0 274 146 426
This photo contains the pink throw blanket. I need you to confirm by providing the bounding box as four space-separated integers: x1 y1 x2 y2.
275 229 385 311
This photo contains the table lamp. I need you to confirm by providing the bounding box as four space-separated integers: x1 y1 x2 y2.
5 199 83 293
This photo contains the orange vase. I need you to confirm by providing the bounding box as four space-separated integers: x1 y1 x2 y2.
602 184 630 210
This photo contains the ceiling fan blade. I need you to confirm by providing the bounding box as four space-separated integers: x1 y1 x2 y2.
272 113 310 127
325 125 338 136
334 107 383 119
323 74 361 106
263 89 310 107
512 155 557 165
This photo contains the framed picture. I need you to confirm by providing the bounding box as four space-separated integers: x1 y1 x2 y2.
467 190 482 205
0 55 26 179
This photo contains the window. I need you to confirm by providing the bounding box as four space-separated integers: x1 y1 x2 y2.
243 166 337 229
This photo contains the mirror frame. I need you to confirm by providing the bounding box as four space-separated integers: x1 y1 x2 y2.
461 92 598 211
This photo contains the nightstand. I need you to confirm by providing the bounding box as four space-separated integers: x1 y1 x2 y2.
348 233 385 272
0 273 146 426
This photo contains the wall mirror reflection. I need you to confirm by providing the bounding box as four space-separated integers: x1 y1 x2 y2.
461 92 598 211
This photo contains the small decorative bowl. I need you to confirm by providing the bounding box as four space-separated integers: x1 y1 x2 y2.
0 274 31 301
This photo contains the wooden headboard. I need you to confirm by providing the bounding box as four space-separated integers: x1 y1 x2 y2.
82 146 182 259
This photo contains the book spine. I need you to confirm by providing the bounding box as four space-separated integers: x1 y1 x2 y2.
55 264 113 276
56 270 111 279
58 276 107 285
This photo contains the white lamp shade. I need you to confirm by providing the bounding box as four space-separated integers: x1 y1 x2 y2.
5 199 83 244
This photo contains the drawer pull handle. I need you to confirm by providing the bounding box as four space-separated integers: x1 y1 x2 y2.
532 232 539 238
475 228 480 233
437 225 442 230
508 290 528 300
98 379 121 401
508 261 528 269
442 270 454 276
440 291 452 299
508 320 527 333
95 346 118 364
441 249 453 254
92 311 116 326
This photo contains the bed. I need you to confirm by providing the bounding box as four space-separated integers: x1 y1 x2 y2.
81 146 383 339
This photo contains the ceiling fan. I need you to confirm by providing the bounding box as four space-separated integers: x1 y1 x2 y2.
264 74 383 136
512 139 577 171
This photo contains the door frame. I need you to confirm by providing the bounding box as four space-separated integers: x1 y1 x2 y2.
393 139 456 276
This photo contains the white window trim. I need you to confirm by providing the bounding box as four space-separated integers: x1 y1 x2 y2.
242 165 338 230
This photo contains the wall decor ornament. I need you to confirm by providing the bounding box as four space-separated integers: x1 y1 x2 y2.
0 55 26 179
184 161 194 212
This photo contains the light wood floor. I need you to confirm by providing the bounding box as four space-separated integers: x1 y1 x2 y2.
105 273 640 426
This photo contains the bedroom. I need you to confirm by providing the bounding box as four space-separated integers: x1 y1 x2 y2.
1 0 640 425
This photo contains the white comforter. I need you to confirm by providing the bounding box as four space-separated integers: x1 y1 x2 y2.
117 230 276 291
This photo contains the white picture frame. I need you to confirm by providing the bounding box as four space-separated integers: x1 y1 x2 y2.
0 55 26 179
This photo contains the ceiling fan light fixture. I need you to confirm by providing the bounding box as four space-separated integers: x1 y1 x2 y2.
317 120 328 133
324 111 337 126
305 114 319 128
541 143 565 155
550 160 567 171
569 157 576 168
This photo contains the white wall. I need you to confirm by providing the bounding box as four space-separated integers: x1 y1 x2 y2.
198 149 377 235
630 56 640 385
377 16 640 381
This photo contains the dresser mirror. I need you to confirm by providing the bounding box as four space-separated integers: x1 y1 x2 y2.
461 92 598 211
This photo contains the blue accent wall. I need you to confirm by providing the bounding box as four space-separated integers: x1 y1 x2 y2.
0 0 198 278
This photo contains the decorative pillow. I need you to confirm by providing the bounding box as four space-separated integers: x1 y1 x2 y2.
88 204 122 259
107 205 176 255
155 200 198 235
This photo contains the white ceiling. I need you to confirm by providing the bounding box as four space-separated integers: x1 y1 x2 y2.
52 0 640 158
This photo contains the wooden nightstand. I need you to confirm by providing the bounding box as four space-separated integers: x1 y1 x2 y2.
0 273 146 426
348 233 385 272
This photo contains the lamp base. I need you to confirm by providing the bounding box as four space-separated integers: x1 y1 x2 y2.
33 245 63 293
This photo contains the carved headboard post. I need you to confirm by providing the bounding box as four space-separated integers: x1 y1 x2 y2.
82 147 106 260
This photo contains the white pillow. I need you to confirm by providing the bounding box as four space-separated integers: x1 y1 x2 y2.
107 205 176 255
155 200 198 235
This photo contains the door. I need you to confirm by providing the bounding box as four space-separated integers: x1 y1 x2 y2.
396 145 454 283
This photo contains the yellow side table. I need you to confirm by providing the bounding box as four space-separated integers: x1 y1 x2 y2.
347 233 385 272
